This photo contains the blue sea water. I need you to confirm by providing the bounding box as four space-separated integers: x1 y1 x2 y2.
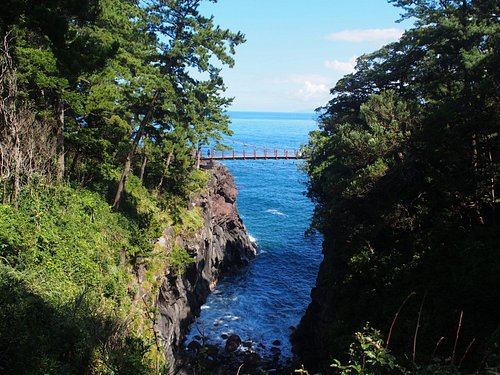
187 111 323 360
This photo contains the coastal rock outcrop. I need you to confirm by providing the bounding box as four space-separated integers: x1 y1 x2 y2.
155 162 256 371
291 238 337 372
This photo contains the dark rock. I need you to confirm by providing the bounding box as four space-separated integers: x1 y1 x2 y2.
244 352 261 367
270 347 281 354
187 341 201 352
214 367 227 375
242 341 253 348
204 357 218 370
221 333 228 340
206 344 219 357
272 340 281 346
153 163 256 366
225 334 242 352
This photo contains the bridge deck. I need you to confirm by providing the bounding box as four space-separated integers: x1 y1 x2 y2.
202 155 304 160
200 148 305 161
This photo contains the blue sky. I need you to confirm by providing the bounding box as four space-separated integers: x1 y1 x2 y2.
200 0 413 112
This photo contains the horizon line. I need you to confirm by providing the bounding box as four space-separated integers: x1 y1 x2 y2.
226 109 319 114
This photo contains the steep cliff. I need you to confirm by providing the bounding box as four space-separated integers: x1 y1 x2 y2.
291 234 337 372
155 162 256 370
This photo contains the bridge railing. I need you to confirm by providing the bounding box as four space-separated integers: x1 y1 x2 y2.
201 148 305 160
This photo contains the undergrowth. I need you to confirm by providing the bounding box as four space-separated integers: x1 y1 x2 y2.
296 321 500 375
167 245 196 276
0 161 212 373
0 183 169 374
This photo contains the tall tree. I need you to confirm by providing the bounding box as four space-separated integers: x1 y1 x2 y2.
112 0 244 207
1 0 124 181
295 0 499 371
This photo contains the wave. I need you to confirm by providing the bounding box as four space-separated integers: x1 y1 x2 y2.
223 315 241 321
266 209 286 216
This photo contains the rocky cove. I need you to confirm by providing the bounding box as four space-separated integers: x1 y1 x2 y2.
148 161 314 374
151 162 257 373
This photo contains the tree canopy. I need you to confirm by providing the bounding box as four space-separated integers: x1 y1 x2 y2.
0 1 243 372
295 0 499 372
0 0 243 206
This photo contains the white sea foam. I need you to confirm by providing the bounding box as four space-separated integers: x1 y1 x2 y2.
266 208 286 216
249 234 257 243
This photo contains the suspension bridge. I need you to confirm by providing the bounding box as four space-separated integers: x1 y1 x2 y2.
199 138 306 161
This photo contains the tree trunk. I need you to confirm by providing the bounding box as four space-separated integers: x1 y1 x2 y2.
155 151 172 199
487 136 496 224
55 97 65 181
139 154 147 182
113 154 132 208
196 146 201 169
113 89 160 209
13 131 21 208
68 150 80 181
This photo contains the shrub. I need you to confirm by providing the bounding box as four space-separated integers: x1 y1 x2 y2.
167 245 196 276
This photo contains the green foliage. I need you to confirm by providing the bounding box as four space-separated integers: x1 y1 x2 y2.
167 245 196 276
296 1 500 373
297 323 500 375
0 184 163 373
1 0 242 372
0 186 129 300
186 169 211 195
172 206 205 236
331 324 398 375
123 173 160 224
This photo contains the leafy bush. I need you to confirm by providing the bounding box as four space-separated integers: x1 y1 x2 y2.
0 185 160 373
331 324 398 375
296 323 500 375
185 169 210 194
167 245 196 276
172 205 205 235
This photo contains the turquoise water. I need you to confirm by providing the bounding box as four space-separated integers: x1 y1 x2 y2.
187 112 323 360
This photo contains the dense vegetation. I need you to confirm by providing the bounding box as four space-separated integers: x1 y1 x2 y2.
297 0 499 373
0 0 241 373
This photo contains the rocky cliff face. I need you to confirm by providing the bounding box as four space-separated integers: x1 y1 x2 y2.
291 235 337 373
155 162 256 371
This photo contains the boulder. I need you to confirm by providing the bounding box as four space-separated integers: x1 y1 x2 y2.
242 341 253 348
244 352 261 367
206 344 219 357
225 334 241 352
187 341 201 352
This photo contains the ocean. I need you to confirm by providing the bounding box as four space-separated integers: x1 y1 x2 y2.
186 111 323 360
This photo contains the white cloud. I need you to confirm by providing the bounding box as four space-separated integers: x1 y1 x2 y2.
286 75 331 102
324 56 357 73
296 81 330 101
287 74 330 85
326 28 404 43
